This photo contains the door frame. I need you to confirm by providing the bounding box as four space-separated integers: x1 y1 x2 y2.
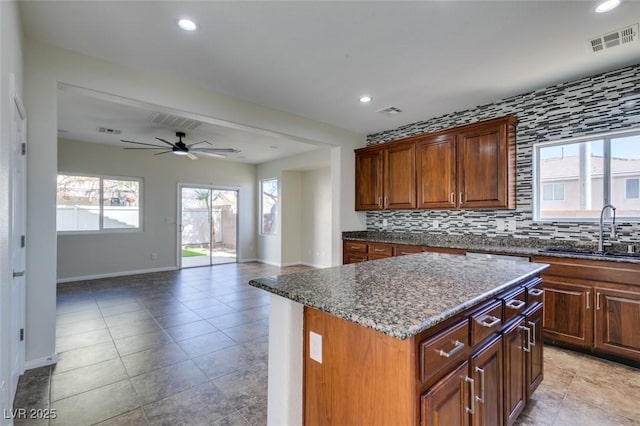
176 182 240 269
10 73 27 401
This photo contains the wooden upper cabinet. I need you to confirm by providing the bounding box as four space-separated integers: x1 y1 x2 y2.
355 141 415 211
456 118 516 209
355 148 383 210
417 133 456 209
385 142 416 209
355 115 516 211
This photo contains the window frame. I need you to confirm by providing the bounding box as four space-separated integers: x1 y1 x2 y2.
533 128 640 223
259 177 278 236
56 172 144 234
542 182 565 201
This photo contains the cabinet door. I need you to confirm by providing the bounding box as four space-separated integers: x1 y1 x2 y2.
421 361 471 426
416 134 456 209
594 287 640 361
471 336 503 426
385 142 416 209
542 278 592 349
503 318 526 426
355 148 383 210
456 121 512 209
525 303 543 399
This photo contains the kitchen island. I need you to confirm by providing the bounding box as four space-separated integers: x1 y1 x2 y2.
249 252 548 426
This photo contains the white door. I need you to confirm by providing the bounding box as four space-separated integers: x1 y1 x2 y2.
10 78 26 401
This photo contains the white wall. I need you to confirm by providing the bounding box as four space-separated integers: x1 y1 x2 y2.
24 39 363 367
0 1 23 421
281 171 303 266
57 139 257 280
301 167 332 267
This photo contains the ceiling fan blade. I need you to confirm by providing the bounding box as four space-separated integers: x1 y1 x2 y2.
195 151 226 159
155 137 176 147
192 147 239 153
153 151 173 156
124 147 168 150
188 141 211 148
186 152 198 160
121 140 166 148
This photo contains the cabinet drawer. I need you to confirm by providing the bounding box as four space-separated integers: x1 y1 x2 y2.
470 300 503 347
344 254 368 264
395 245 424 256
419 320 469 385
501 287 527 323
526 279 544 309
368 243 393 257
345 241 367 253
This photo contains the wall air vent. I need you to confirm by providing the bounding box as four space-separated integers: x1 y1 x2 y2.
96 127 122 135
376 106 403 117
589 24 638 53
149 112 202 130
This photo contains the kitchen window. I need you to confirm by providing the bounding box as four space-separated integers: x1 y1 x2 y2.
260 178 278 235
57 174 142 232
534 130 640 221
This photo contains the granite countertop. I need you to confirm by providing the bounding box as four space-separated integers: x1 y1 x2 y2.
249 253 548 340
343 231 640 264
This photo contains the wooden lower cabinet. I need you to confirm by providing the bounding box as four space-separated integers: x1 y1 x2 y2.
421 361 471 426
343 240 465 264
525 304 544 398
542 278 592 348
594 286 640 361
502 318 526 426
470 336 503 426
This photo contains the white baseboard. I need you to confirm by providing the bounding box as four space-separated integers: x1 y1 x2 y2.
56 266 178 284
25 353 58 370
258 259 282 267
238 258 259 263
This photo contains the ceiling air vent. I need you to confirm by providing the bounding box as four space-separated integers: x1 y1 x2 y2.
149 112 202 130
376 106 403 117
589 24 638 53
96 127 122 135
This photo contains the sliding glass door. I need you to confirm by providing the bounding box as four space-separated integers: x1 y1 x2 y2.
180 186 238 268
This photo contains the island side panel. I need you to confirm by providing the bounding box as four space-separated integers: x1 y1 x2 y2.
303 307 416 426
268 294 304 426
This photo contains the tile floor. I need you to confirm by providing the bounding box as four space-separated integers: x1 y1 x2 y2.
12 262 640 425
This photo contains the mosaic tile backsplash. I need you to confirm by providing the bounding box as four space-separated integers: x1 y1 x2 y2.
365 64 640 243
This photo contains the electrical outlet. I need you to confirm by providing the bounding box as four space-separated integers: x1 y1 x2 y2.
432 220 439 229
496 219 505 232
150 253 158 261
508 220 516 231
382 218 388 229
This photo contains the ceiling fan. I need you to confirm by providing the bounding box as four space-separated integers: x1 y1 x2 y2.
120 131 240 160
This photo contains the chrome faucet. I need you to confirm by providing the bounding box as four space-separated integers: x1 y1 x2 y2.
598 204 617 253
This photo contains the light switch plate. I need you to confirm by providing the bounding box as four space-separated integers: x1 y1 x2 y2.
309 331 322 363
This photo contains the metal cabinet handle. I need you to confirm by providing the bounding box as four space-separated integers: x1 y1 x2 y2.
586 291 590 309
478 315 501 328
373 248 385 252
519 326 531 353
459 192 464 205
436 340 465 358
506 299 526 310
378 196 382 207
596 292 601 310
528 321 536 346
384 196 388 207
13 270 25 278
529 288 544 297
475 367 485 404
465 376 475 414
450 192 455 204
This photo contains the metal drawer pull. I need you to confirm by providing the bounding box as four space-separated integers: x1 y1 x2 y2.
475 366 485 404
478 315 501 328
459 192 464 205
13 270 25 278
519 326 531 353
596 292 601 310
528 321 536 346
529 288 544 297
506 299 526 310
586 291 590 309
450 192 455 204
373 248 386 252
436 340 465 358
465 376 475 414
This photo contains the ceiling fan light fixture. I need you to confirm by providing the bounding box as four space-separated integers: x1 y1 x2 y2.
173 150 189 156
595 0 621 13
178 19 197 31
359 95 372 103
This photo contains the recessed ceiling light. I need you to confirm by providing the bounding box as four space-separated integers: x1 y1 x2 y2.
595 0 621 13
359 95 372 103
178 19 197 31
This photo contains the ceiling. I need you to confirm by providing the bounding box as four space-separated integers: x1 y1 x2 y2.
21 1 640 156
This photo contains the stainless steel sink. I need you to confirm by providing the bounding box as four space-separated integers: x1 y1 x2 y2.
539 247 640 259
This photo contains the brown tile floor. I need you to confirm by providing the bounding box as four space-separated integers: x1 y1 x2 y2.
12 263 640 425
